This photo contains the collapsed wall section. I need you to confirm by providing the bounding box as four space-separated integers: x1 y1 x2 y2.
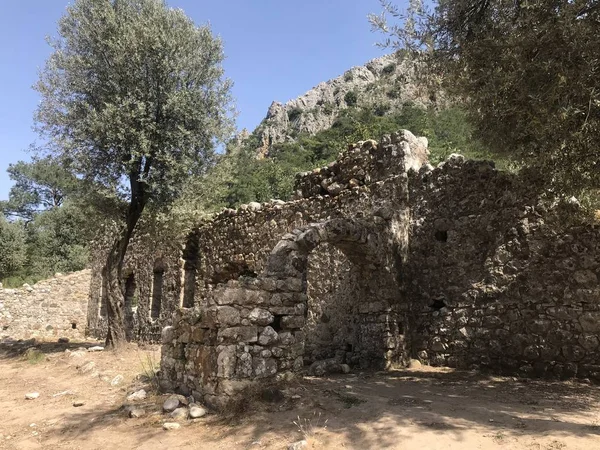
0 270 90 341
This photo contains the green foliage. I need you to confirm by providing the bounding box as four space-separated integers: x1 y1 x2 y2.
344 91 358 106
0 216 27 280
0 156 93 284
23 348 45 365
386 86 402 99
25 201 89 277
371 0 600 194
344 71 354 82
1 157 76 222
288 107 303 123
33 0 233 344
217 104 493 206
382 63 397 75
35 0 233 206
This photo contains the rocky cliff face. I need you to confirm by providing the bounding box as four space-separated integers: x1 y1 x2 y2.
247 53 430 157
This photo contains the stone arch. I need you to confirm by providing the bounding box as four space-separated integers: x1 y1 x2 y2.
264 218 404 370
265 218 375 279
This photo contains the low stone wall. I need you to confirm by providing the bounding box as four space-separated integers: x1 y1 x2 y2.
0 270 90 341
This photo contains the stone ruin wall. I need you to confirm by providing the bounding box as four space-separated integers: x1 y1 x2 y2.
87 231 183 342
406 156 600 380
84 128 600 408
0 270 90 341
158 132 429 407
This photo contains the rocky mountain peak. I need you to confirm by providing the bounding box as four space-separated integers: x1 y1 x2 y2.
242 53 430 158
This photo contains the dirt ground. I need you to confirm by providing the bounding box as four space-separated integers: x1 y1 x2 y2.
1 340 600 450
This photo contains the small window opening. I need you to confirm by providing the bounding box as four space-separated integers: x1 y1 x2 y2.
430 299 447 311
272 315 283 332
151 270 164 319
124 273 137 310
99 267 108 317
71 322 77 329
182 235 199 308
182 268 196 308
434 230 448 242
397 321 405 334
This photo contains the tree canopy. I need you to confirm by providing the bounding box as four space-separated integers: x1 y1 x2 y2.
34 0 233 346
370 0 600 195
0 157 76 222
0 216 27 281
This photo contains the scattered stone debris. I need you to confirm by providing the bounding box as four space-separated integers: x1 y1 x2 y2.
162 395 182 413
72 401 84 407
58 337 70 343
110 375 124 386
77 361 96 375
189 404 207 418
87 346 104 352
170 407 188 420
288 440 308 450
409 359 422 369
127 389 147 401
162 422 180 431
24 392 39 400
128 408 146 418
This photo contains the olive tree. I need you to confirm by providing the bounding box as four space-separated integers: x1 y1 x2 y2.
370 0 600 195
35 0 233 347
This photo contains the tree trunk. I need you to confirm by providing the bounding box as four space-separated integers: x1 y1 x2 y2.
104 176 146 349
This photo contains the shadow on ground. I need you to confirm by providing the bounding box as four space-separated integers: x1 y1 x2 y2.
0 338 104 360
38 366 600 449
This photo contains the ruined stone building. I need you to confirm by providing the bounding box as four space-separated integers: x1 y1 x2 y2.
86 130 600 408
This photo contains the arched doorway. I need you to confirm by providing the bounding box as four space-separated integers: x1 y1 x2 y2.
265 218 406 370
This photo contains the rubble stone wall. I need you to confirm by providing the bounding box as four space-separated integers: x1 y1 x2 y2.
406 156 600 380
159 132 423 408
84 127 600 408
0 270 90 341
86 232 184 342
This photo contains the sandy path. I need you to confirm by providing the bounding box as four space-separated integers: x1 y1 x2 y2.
1 341 599 449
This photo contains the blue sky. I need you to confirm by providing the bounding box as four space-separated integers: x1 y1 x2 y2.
0 0 391 200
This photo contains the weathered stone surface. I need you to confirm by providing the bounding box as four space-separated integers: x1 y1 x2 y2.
170 407 188 420
127 389 147 401
189 404 207 418
0 271 90 341
258 326 279 346
162 395 181 413
128 408 146 418
248 308 274 326
288 440 308 450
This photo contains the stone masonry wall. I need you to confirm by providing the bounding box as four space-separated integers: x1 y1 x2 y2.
406 156 600 379
117 127 600 409
0 270 90 341
159 132 423 408
87 231 184 343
